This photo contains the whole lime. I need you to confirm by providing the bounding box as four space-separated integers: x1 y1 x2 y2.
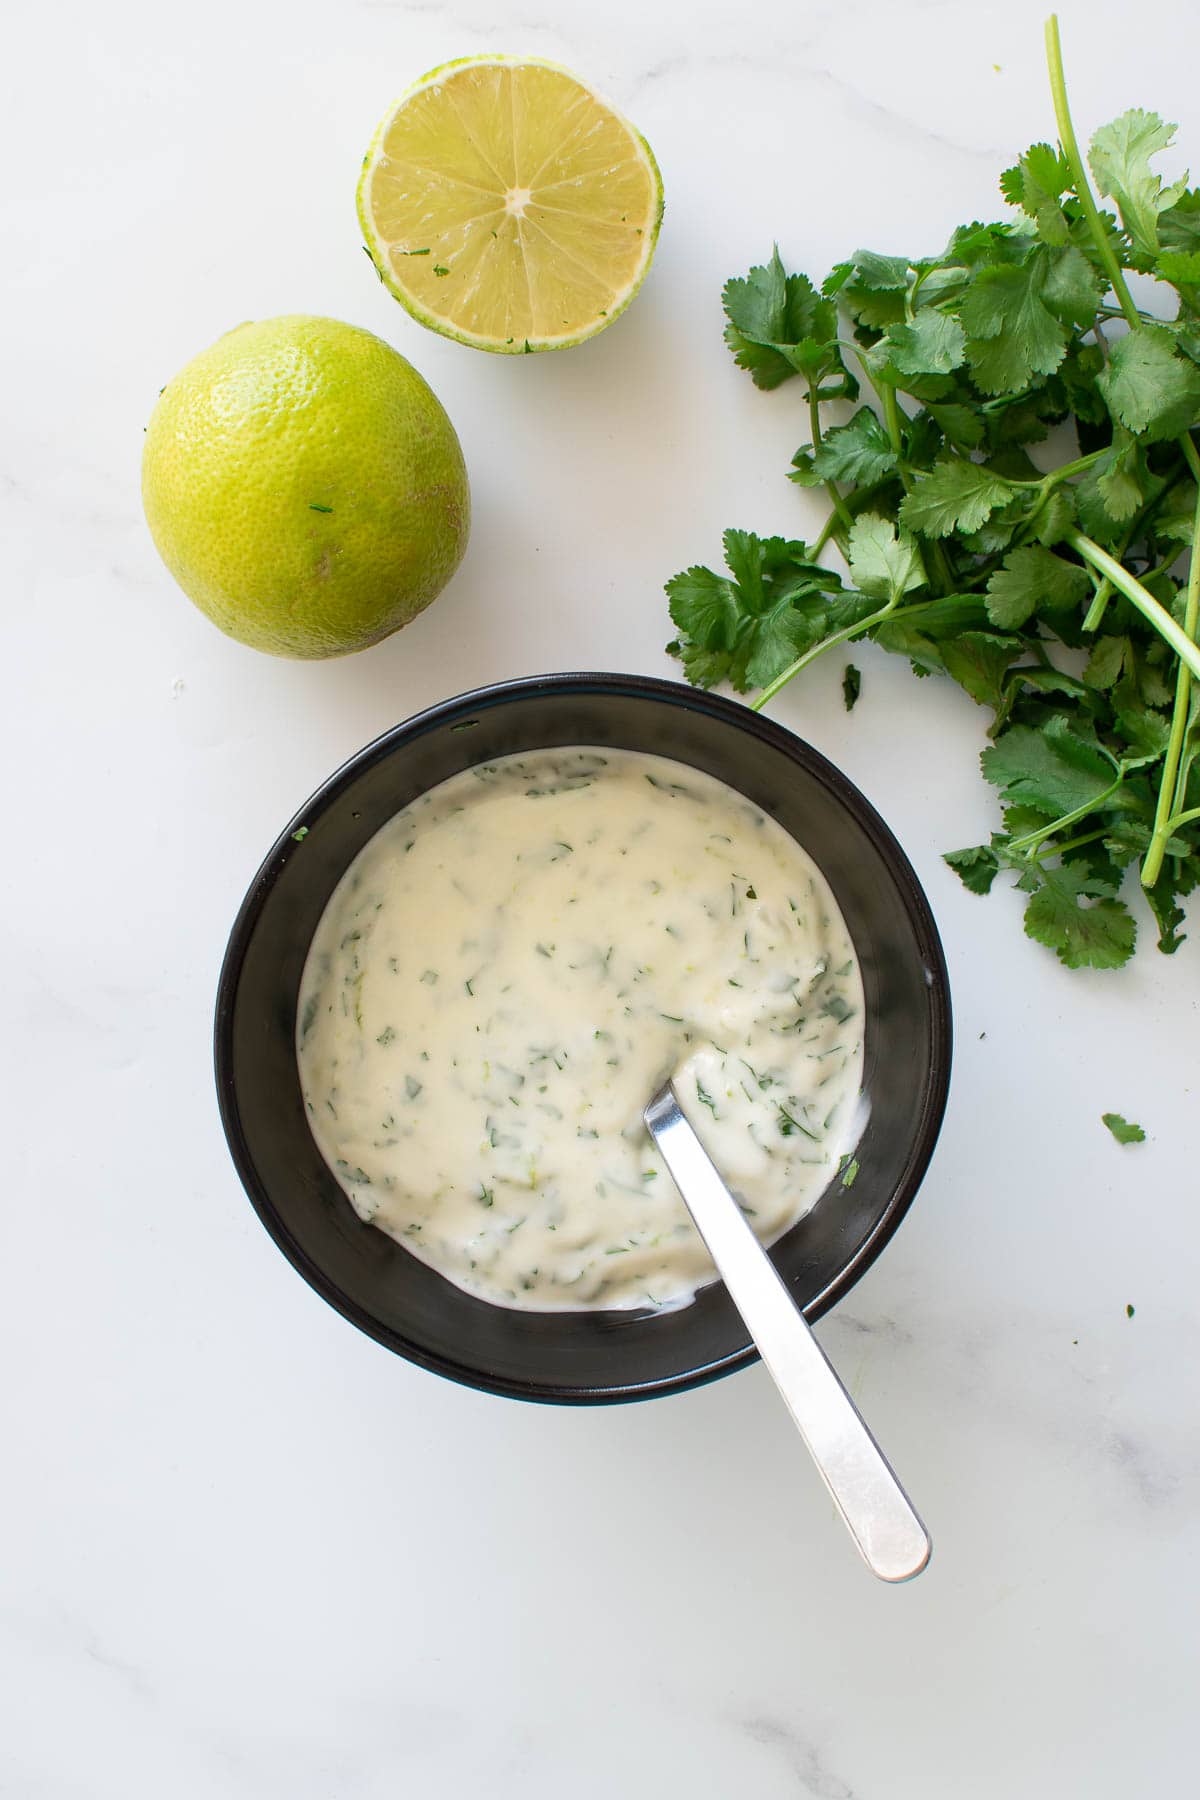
142 316 470 657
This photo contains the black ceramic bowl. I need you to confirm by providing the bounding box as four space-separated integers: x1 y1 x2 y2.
216 673 951 1403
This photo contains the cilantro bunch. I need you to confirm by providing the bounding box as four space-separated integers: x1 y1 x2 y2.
666 17 1200 969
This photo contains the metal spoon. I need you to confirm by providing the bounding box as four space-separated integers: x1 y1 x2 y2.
644 1082 930 1583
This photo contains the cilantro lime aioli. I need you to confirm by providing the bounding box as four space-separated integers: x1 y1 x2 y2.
297 749 865 1311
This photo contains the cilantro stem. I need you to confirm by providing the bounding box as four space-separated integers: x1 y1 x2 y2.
812 509 841 557
1032 826 1109 861
1082 506 1158 631
749 598 898 711
1047 17 1200 513
1082 580 1113 634
881 385 904 462
846 343 906 478
929 545 955 597
873 378 957 592
1007 771 1125 856
1067 529 1200 682
1141 478 1200 887
1035 449 1110 488
1045 15 1141 332
1166 804 1200 832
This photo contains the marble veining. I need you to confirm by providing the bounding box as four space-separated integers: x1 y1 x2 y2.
739 1715 858 1800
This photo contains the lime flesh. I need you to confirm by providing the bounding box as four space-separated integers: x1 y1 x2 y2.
358 57 663 353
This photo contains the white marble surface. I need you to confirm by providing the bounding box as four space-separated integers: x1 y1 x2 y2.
4 0 1199 1792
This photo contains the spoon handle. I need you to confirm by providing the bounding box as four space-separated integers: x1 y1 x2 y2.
644 1083 930 1583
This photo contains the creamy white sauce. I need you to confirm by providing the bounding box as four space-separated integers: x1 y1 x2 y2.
297 749 865 1311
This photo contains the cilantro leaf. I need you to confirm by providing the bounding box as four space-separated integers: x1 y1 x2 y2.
1041 245 1105 330
1159 250 1200 285
899 457 1014 538
1023 863 1137 968
1155 480 1199 544
1112 674 1171 757
1088 110 1188 266
665 532 850 693
825 250 910 293
1102 1111 1146 1144
879 310 967 377
1158 192 1200 306
940 631 1026 710
1145 872 1188 952
927 402 984 452
873 593 991 674
1097 326 1200 441
1007 667 1092 710
1096 443 1147 521
1159 187 1200 257
665 564 740 651
1059 343 1109 425
722 528 804 605
742 600 818 689
842 664 861 711
1076 438 1153 539
846 512 925 600
981 715 1116 817
824 251 911 328
903 409 945 469
985 546 1091 628
945 219 1022 268
1002 142 1072 244
723 249 843 391
1083 635 1126 691
961 256 1069 393
944 844 1000 894
1003 803 1057 838
669 638 733 690
790 407 896 487
1031 486 1076 548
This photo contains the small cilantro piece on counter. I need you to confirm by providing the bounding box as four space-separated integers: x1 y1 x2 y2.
1126 1303 1136 1318
291 826 309 842
664 18 1200 972
1103 1111 1146 1144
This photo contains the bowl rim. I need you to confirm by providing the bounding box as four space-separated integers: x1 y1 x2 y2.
214 671 952 1403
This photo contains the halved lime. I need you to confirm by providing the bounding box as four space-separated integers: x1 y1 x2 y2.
358 57 663 353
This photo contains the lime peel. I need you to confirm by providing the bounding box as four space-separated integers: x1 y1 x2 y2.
142 315 469 659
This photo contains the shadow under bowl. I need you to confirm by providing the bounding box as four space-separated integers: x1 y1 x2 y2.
215 672 951 1403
